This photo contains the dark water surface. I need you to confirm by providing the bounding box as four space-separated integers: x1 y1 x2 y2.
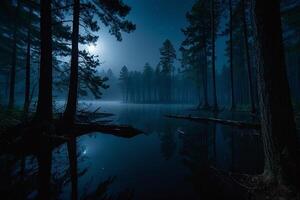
0 101 264 200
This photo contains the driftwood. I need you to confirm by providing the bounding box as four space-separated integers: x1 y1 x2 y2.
165 114 261 130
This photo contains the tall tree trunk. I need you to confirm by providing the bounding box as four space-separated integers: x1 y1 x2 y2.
63 0 80 123
35 0 53 122
252 0 300 186
8 1 19 109
24 6 33 116
202 26 209 109
202 46 209 108
126 85 129 103
211 0 218 111
197 72 202 108
242 0 256 114
229 0 235 110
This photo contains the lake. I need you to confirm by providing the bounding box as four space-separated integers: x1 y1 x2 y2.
0 101 264 200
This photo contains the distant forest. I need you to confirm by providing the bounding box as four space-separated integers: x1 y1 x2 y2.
112 1 299 110
1 0 300 113
114 0 300 110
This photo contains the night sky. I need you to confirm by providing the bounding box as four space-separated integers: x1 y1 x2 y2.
93 0 226 74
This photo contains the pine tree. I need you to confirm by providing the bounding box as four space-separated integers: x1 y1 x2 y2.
154 64 162 102
181 0 211 109
143 62 154 102
159 39 176 102
211 0 218 111
62 0 80 123
119 65 129 102
229 0 235 110
35 0 53 123
63 0 136 123
8 1 20 109
241 0 255 114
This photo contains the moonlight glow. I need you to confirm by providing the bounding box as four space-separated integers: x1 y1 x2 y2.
87 44 96 53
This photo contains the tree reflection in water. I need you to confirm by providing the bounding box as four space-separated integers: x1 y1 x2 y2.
0 132 134 200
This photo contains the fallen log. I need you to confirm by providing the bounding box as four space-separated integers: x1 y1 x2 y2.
73 123 143 138
165 114 261 130
45 123 143 142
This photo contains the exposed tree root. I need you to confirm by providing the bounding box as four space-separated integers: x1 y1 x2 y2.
210 166 300 200
252 177 299 200
210 166 258 191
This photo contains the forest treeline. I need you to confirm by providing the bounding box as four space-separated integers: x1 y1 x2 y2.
118 40 198 104
117 0 300 113
118 63 198 104
1 0 299 112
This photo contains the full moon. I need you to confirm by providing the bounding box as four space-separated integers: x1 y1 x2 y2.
87 44 96 53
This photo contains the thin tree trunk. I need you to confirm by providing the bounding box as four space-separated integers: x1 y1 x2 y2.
202 55 209 108
35 0 53 122
24 6 33 116
229 0 235 110
202 28 209 109
242 0 256 114
252 0 300 186
197 81 201 108
5 72 9 98
125 84 128 103
8 1 19 109
63 0 80 123
211 0 218 111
